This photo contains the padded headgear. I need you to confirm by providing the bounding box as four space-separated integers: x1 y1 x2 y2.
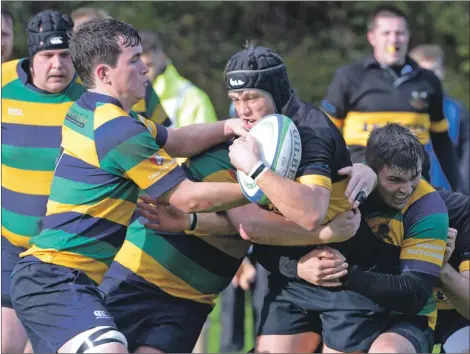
225 46 291 112
27 10 73 57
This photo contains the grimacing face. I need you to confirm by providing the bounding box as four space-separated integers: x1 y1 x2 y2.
228 90 276 131
368 15 409 67
376 164 421 210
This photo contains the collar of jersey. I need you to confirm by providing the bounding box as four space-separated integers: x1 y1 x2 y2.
80 91 124 111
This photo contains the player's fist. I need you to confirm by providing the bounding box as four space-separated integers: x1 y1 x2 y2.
322 208 361 244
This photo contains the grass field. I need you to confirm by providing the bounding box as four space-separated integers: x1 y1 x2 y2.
204 293 442 353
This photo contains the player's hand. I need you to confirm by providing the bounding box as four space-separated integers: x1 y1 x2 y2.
297 246 348 287
224 118 248 137
137 196 189 232
232 257 257 291
443 228 457 266
338 163 377 208
229 135 261 175
322 208 361 243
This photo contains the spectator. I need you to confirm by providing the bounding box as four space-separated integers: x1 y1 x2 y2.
1 7 14 62
410 44 469 195
70 6 111 31
139 30 218 127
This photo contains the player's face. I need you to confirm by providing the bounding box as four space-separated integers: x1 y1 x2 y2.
1 14 14 63
228 90 276 131
108 39 149 108
141 50 166 82
368 16 409 66
30 49 75 93
376 164 421 210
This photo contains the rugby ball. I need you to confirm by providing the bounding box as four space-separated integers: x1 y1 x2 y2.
237 114 302 206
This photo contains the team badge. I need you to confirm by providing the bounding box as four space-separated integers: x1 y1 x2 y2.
409 91 429 110
149 152 164 166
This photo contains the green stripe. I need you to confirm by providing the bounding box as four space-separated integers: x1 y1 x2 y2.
146 89 159 116
271 116 291 171
32 229 116 265
406 213 448 240
49 176 138 205
100 132 159 172
2 79 79 103
418 295 437 315
2 207 42 237
187 147 231 181
126 223 230 294
63 103 95 140
2 145 60 171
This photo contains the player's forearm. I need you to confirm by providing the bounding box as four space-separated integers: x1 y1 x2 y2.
345 267 437 314
255 170 326 231
438 265 470 319
165 121 227 157
162 179 247 213
226 204 331 246
431 131 459 190
194 212 238 236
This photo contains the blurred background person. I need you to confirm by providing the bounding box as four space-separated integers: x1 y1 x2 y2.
70 6 111 31
410 44 469 195
321 5 459 190
139 30 218 127
1 7 14 62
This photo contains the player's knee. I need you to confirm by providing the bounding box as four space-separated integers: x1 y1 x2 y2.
60 326 128 353
369 333 415 353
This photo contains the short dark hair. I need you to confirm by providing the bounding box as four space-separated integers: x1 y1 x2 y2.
367 5 408 31
139 30 163 54
365 123 424 176
70 19 141 88
1 7 14 26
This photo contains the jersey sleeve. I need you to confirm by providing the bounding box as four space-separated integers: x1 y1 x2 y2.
321 66 350 128
184 143 236 183
428 72 449 133
295 122 335 191
401 191 449 277
95 115 186 199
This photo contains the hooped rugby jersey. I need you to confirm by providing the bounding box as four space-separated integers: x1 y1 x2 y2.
1 59 86 248
104 143 251 305
20 91 186 284
322 56 448 147
360 180 449 330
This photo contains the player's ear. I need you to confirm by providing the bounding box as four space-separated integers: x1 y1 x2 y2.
95 64 111 85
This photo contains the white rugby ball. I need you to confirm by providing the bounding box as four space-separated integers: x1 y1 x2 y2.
237 114 302 206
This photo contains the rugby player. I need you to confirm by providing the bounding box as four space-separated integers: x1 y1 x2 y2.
321 5 458 189
2 10 86 353
271 124 449 353
139 45 383 353
9 19 248 354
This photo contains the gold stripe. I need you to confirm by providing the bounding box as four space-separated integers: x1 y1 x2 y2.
135 114 157 138
459 260 470 273
296 174 332 191
20 247 108 284
203 170 237 183
343 111 431 146
2 164 53 195
149 104 168 125
61 129 100 167
2 230 30 248
94 104 128 130
1 59 20 87
430 119 449 133
437 302 454 311
46 198 135 226
114 241 216 305
326 113 344 129
2 99 72 126
132 99 146 114
427 307 438 330
400 238 446 266
125 150 178 190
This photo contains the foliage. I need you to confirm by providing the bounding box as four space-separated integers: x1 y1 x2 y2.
5 1 469 116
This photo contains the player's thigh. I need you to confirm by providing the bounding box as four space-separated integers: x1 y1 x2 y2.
1 306 29 354
59 326 128 353
101 273 212 353
256 333 321 353
135 345 165 353
370 316 434 354
10 259 119 353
